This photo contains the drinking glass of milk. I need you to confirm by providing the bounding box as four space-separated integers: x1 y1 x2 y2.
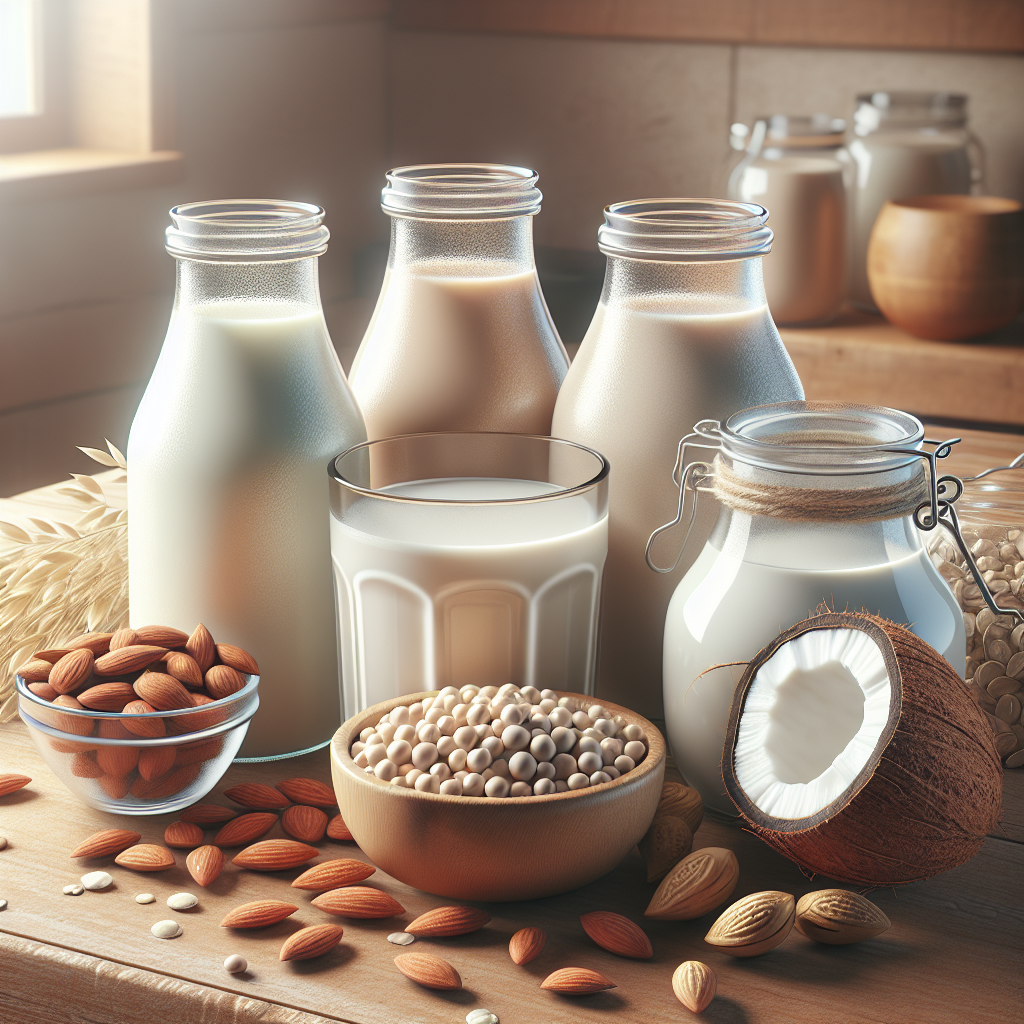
128 201 366 759
349 163 569 440
849 91 984 309
328 432 608 713
651 402 966 815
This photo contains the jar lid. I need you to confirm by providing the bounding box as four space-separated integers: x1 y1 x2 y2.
854 91 968 133
381 164 543 220
598 199 773 262
760 114 847 148
165 200 329 261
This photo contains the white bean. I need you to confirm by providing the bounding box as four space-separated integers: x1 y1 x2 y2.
600 737 623 764
374 759 398 781
530 733 556 762
533 777 556 795
551 726 576 754
552 752 577 780
387 740 412 765
438 715 457 736
394 724 417 743
484 776 510 798
417 722 441 744
509 751 538 781
412 742 439 770
577 751 603 775
590 771 612 786
501 725 530 752
390 705 410 726
539 698 557 714
481 735 504 758
377 722 397 745
448 748 468 772
440 778 463 796
429 763 452 781
437 736 457 758
555 780 569 792
415 773 440 793
467 747 492 773
510 781 532 797
572 711 592 730
614 755 635 774
549 706 572 728
623 740 647 762
467 704 491 726
454 725 478 751
462 773 485 796
534 760 556 780
577 736 601 756
567 773 590 790
364 743 387 767
623 724 645 742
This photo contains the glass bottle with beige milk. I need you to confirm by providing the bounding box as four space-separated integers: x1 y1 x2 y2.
729 115 851 325
127 201 367 759
849 91 984 308
551 200 804 719
349 164 569 439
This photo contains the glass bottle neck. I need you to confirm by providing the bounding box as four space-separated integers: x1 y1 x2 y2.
174 257 324 311
387 215 537 277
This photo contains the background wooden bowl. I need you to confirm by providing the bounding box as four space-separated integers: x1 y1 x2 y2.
867 195 1024 341
331 691 665 901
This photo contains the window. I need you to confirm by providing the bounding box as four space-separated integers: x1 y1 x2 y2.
0 0 38 118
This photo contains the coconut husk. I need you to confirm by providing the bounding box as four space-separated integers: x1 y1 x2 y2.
722 611 1002 886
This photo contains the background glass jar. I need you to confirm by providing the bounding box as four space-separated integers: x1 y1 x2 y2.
655 402 965 815
728 115 851 326
849 91 984 309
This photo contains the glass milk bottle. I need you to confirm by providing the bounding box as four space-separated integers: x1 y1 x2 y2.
728 115 851 325
849 91 983 308
128 201 367 759
551 200 804 720
349 164 569 439
655 402 966 815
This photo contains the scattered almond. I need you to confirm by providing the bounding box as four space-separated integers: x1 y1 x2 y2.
121 700 167 737
326 814 353 841
70 829 141 858
311 886 405 918
291 858 375 892
185 624 216 672
114 844 176 872
282 805 328 843
134 625 189 647
794 889 891 945
280 924 344 962
406 906 491 937
164 821 204 849
49 649 95 694
165 652 204 688
645 847 740 920
705 891 796 957
224 783 291 810
276 777 336 808
638 814 693 883
580 911 653 959
394 952 461 990
0 774 31 797
221 899 298 928
133 673 194 711
213 812 278 847
216 643 260 675
94 645 167 677
186 845 224 887
509 926 546 965
109 628 141 650
232 839 318 871
657 781 704 834
181 803 236 824
206 664 246 700
672 961 716 1013
540 967 616 995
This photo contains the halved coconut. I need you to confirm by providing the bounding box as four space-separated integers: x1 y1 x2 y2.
722 611 1002 886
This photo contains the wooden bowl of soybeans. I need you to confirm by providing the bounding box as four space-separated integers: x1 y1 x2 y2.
330 686 665 901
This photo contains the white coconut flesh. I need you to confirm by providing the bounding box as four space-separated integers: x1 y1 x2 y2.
733 628 892 820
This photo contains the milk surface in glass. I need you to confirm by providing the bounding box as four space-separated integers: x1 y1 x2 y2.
330 477 608 712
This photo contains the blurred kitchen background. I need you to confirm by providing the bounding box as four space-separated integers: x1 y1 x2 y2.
1 0 1022 495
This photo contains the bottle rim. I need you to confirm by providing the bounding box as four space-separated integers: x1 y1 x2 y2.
854 91 968 133
759 113 847 149
165 200 329 262
381 163 543 220
598 199 773 262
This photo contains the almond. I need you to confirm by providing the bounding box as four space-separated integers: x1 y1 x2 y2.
705 891 796 957
32 648 72 664
99 775 131 799
794 889 891 945
136 763 202 800
215 643 260 675
49 737 97 754
181 803 236 824
672 961 716 1013
133 672 194 711
108 628 141 650
282 805 328 843
221 899 298 928
326 813 353 841
134 624 189 647
164 652 204 688
394 952 461 990
232 839 318 871
70 752 104 778
406 906 490 937
70 829 141 858
311 886 405 918
580 911 653 959
77 682 136 712
17 658 53 682
275 777 336 808
50 695 95 736
509 926 546 965
291 858 376 892
540 967 616 995
174 737 223 766
206 664 246 700
67 631 113 655
186 623 216 672
96 744 140 778
657 781 705 834
213 812 278 847
638 814 693 883
186 844 224 887
114 844 176 871
94 645 167 676
27 682 58 700
177 692 226 732
138 745 176 781
645 847 740 921
97 719 133 740
122 700 166 738
49 649 95 694
224 783 291 809
280 924 344 962
164 821 204 849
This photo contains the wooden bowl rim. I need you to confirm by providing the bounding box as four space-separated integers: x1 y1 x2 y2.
886 195 1023 216
332 690 666 808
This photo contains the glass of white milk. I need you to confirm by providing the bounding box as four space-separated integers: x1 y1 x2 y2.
328 433 609 714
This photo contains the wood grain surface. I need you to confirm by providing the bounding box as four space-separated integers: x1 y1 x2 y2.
1 721 1022 1024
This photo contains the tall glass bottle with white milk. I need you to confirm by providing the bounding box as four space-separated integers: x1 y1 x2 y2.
551 200 804 719
349 164 569 438
128 201 366 758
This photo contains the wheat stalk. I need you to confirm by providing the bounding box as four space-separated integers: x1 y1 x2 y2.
0 440 129 722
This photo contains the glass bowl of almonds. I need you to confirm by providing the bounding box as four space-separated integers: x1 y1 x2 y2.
330 685 666 902
15 624 260 812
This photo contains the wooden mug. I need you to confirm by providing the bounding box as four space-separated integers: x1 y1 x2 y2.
867 195 1024 341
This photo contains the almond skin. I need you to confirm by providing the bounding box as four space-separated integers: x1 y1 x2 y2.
215 643 260 675
282 805 328 843
70 752 104 778
27 682 58 701
509 926 547 965
66 631 112 655
581 911 653 959
406 906 491 937
94 645 167 677
326 814 353 841
794 890 891 945
224 783 291 810
134 624 189 647
181 803 236 824
114 844 176 871
96 744 140 778
394 952 461 990
280 924 344 962
206 664 246 700
137 745 176 781
108 628 141 650
213 812 278 847
186 624 216 672
134 672 194 711
99 775 131 799
121 700 167 738
186 844 224 887
672 961 716 1013
232 839 319 871
164 821 204 849
164 652 204 688
276 777 336 808
311 886 405 919
657 782 705 834
291 858 376 892
49 649 94 694
705 891 796 957
645 847 740 921
540 968 616 995
70 829 140 858
77 682 137 712
18 658 53 682
221 900 299 928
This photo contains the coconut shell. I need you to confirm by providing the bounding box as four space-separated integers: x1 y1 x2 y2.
722 611 1002 887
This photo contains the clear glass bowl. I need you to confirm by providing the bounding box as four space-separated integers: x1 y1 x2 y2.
16 674 259 813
